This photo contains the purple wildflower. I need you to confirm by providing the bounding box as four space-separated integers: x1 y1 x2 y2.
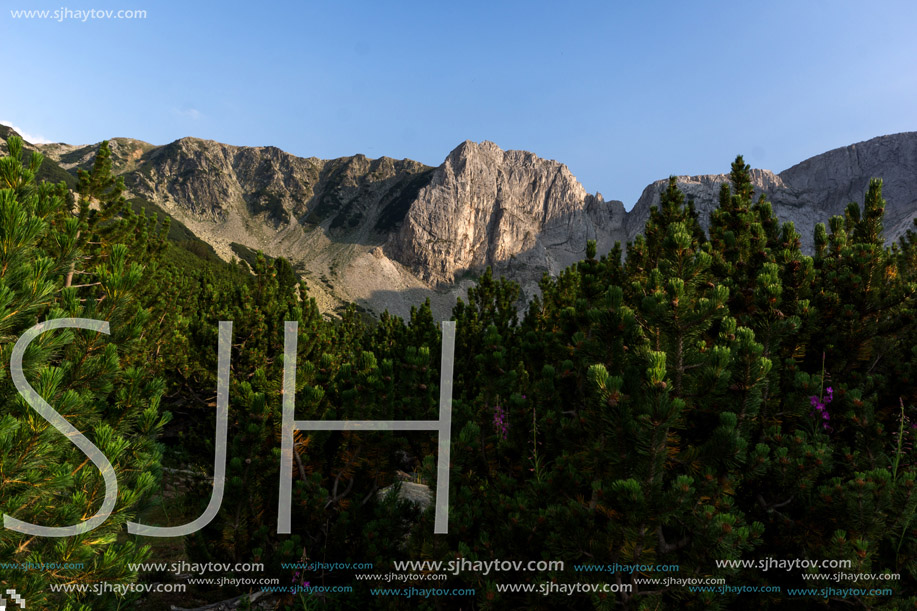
810 385 834 431
493 404 508 440
291 569 311 594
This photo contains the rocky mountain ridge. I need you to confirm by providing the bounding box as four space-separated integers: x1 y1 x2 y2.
2 124 915 319
627 132 917 252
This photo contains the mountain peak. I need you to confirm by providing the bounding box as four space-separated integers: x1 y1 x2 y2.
3 128 915 319
389 139 624 289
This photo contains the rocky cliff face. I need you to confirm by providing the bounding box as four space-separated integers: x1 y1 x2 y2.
388 141 626 288
31 134 629 316
625 170 787 238
4 126 915 319
778 133 917 242
626 133 917 251
35 134 440 315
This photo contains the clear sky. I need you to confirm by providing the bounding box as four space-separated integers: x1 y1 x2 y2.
3 0 916 208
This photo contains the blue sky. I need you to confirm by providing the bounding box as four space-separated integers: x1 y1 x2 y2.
3 0 916 207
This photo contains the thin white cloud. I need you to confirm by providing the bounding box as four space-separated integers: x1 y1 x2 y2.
0 120 53 144
174 107 203 120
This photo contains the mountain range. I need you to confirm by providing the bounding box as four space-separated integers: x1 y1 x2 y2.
2 124 915 319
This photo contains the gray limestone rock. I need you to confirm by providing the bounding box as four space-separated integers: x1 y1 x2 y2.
4 124 913 318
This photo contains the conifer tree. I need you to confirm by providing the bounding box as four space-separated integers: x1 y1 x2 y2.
708 156 776 326
0 136 171 610
180 252 417 588
419 162 917 608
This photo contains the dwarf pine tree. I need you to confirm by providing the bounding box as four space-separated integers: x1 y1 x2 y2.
177 252 419 588
0 136 171 610
8 144 903 609
787 180 917 596
399 163 916 609
182 252 330 566
708 156 776 326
